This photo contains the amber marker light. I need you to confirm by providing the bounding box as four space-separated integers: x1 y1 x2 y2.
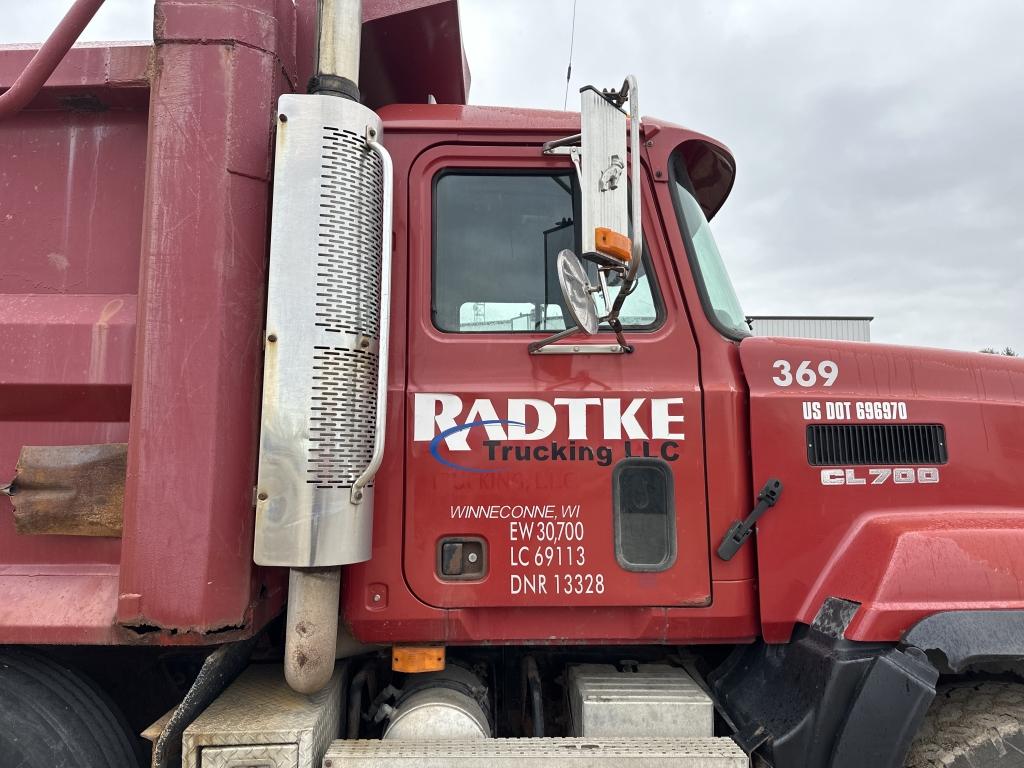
392 644 446 673
595 227 632 261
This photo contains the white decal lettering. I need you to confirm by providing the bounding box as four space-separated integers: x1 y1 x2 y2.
844 469 866 485
869 468 891 485
821 469 845 485
553 398 601 440
772 360 839 388
821 467 941 486
413 392 466 448
508 399 557 441
464 398 507 443
602 398 648 440
651 397 686 440
413 395 687 445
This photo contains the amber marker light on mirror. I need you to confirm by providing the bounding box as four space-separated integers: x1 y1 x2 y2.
595 227 632 262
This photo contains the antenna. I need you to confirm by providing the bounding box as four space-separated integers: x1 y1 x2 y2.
562 0 578 110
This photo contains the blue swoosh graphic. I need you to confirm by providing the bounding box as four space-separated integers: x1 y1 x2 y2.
428 419 526 473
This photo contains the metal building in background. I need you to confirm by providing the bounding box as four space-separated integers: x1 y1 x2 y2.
747 315 872 342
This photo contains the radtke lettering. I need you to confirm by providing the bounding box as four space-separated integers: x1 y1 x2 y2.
413 393 685 471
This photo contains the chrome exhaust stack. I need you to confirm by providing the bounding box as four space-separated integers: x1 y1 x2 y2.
255 0 393 694
313 0 362 99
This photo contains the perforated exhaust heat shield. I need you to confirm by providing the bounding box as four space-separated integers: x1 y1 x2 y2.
254 94 390 567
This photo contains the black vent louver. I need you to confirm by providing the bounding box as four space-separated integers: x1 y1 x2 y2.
807 424 947 466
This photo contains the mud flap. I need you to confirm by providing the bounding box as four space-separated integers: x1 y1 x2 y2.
148 638 256 768
709 624 937 768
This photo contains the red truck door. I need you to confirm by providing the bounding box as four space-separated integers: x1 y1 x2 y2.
403 143 711 610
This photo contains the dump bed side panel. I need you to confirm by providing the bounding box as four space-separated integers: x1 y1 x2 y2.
0 0 471 644
0 45 148 643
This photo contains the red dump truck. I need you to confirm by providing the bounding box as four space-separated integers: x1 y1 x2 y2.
3 1 1024 766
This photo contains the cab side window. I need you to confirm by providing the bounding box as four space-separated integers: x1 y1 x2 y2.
432 171 659 333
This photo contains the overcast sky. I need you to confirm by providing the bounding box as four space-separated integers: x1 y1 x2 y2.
6 1 1023 353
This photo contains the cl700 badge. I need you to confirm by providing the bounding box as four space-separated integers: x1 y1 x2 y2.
820 467 940 486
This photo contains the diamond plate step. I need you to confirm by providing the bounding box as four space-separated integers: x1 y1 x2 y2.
323 737 748 767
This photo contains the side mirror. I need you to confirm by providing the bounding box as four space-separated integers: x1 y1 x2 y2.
532 76 641 355
556 249 599 335
527 249 600 354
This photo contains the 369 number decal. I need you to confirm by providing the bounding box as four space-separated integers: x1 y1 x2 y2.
772 359 838 388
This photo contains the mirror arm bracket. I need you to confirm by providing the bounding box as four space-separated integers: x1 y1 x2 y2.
528 327 631 356
528 325 584 354
596 269 613 312
527 322 634 356
542 133 582 154
605 317 633 354
542 138 583 183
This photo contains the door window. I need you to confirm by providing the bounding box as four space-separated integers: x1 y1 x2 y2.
432 172 659 332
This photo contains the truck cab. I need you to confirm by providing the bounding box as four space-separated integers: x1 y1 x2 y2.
338 104 760 645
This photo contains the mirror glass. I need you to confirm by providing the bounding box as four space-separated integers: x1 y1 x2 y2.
556 249 599 335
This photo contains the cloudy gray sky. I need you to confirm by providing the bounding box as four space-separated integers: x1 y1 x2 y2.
6 1 1023 353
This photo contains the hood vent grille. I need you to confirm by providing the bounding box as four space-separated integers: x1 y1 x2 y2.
807 424 947 466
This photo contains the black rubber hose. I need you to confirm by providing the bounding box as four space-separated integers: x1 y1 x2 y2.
346 661 377 739
524 656 544 737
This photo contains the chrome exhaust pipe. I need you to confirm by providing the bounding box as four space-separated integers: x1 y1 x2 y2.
284 568 341 694
313 0 362 99
283 0 363 697
257 0 392 694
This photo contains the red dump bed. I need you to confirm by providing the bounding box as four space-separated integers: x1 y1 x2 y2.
0 0 467 645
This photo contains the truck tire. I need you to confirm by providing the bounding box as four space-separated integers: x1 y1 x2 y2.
0 648 138 768
905 680 1024 767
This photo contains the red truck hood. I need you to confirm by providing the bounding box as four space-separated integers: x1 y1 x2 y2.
738 336 1024 643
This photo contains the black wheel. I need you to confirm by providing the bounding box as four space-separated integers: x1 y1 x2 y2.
906 680 1024 767
0 648 139 768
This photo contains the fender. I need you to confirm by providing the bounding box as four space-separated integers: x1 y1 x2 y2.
903 610 1024 672
796 509 1024 641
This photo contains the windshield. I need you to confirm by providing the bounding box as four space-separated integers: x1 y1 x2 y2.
669 150 748 338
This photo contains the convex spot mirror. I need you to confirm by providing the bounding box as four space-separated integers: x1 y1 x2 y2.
556 249 599 336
